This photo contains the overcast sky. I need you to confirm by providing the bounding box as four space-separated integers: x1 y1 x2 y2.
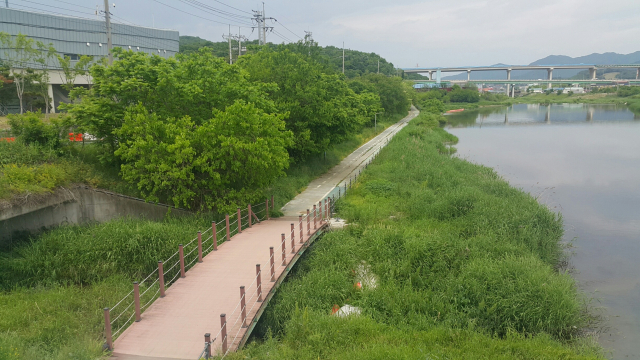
8 0 640 68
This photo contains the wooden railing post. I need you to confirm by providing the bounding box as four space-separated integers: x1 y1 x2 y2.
269 247 275 282
256 264 262 302
158 261 165 298
299 215 303 243
266 199 270 220
220 314 227 354
240 286 247 328
225 215 230 241
104 308 113 350
134 282 141 322
212 222 218 251
237 208 242 233
248 204 252 228
291 223 295 253
324 199 328 221
179 244 185 278
281 233 286 266
313 205 317 229
319 201 323 221
307 209 310 236
204 333 211 358
197 231 203 263
328 197 332 219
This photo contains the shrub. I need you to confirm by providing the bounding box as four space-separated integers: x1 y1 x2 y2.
7 112 65 148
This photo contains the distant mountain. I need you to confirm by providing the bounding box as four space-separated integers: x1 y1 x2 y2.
442 51 640 81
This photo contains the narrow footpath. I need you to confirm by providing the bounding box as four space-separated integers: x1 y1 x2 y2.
281 106 419 216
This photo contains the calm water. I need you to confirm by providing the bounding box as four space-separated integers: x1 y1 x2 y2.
447 104 640 359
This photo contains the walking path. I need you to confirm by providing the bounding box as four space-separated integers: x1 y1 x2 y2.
281 106 419 216
109 107 418 359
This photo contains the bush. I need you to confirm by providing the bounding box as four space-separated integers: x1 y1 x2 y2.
617 86 640 97
7 112 66 148
449 87 480 103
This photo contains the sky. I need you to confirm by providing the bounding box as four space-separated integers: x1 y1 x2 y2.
6 0 640 68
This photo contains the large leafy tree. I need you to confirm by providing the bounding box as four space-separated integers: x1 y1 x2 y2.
115 101 292 211
238 48 371 159
348 74 411 116
65 48 277 162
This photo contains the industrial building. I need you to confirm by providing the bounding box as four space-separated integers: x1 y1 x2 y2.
0 7 179 113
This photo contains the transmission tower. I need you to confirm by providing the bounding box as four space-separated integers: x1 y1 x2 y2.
252 4 274 45
304 31 315 55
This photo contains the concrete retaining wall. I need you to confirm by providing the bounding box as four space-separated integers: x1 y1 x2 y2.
0 186 191 244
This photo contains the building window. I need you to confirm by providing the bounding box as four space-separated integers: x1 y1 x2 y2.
63 54 80 61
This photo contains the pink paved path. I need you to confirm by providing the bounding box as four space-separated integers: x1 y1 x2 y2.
112 217 325 360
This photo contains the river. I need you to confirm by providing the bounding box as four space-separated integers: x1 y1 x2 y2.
446 103 640 360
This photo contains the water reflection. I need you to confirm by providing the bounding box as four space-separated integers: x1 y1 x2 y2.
447 110 640 360
447 103 639 128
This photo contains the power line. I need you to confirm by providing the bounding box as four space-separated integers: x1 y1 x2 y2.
181 0 252 22
210 0 253 15
12 0 94 16
273 19 302 40
151 0 253 28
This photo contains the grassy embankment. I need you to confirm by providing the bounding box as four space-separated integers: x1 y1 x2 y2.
0 111 407 360
226 112 603 359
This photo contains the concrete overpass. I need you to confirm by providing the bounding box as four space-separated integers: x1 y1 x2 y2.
403 64 640 89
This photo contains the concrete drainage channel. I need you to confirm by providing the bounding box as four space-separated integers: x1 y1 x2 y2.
0 186 191 245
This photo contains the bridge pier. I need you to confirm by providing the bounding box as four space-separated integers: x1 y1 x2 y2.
637 68 639 80
590 68 597 80
428 71 432 80
467 69 471 81
506 69 512 96
547 68 554 89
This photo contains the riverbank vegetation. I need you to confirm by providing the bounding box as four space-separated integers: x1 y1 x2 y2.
230 112 603 359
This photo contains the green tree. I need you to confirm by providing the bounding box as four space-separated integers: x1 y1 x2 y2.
57 54 93 92
115 101 292 211
238 48 370 159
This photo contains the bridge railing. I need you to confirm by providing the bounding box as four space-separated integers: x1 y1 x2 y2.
199 149 384 359
103 199 273 350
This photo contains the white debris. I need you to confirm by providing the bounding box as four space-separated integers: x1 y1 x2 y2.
329 217 348 229
355 261 378 289
333 304 361 317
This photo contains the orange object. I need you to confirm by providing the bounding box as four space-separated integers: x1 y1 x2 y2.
75 133 83 142
0 137 15 142
69 132 75 141
354 282 362 290
446 109 465 113
331 304 340 315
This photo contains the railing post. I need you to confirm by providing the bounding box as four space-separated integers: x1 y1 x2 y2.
179 244 185 278
212 222 218 251
319 201 323 221
291 223 295 253
134 282 141 322
204 333 211 359
271 195 274 210
307 209 310 236
220 314 227 354
256 264 262 302
266 199 270 220
344 182 347 195
158 261 165 298
225 214 230 241
328 197 332 219
104 308 113 350
313 205 317 229
339 188 341 198
299 215 303 243
281 233 286 266
248 204 252 228
240 286 247 328
324 199 327 221
237 208 242 233
269 247 275 282
197 231 203 263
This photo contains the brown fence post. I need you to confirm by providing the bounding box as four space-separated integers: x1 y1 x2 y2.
307 209 310 236
179 244 185 278
256 264 262 302
269 247 275 282
104 308 113 350
319 201 323 221
220 314 227 354
212 222 218 251
281 233 286 266
291 223 296 253
313 205 317 229
158 261 165 298
240 286 247 328
134 282 141 322
324 199 327 221
237 208 242 233
204 333 211 358
225 215 230 241
299 215 303 243
197 231 203 263
266 199 270 220
328 197 332 219
248 204 252 228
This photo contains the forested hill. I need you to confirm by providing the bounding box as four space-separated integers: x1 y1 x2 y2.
179 35 398 78
442 51 640 81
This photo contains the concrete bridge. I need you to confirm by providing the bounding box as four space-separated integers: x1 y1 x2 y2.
403 64 640 90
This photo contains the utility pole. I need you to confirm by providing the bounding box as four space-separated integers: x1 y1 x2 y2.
342 42 345 74
103 0 113 65
223 28 248 64
304 31 314 56
6 0 9 8
252 5 274 45
222 25 232 64
262 2 266 46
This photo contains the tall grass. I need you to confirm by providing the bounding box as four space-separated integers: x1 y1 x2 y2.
232 113 602 359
